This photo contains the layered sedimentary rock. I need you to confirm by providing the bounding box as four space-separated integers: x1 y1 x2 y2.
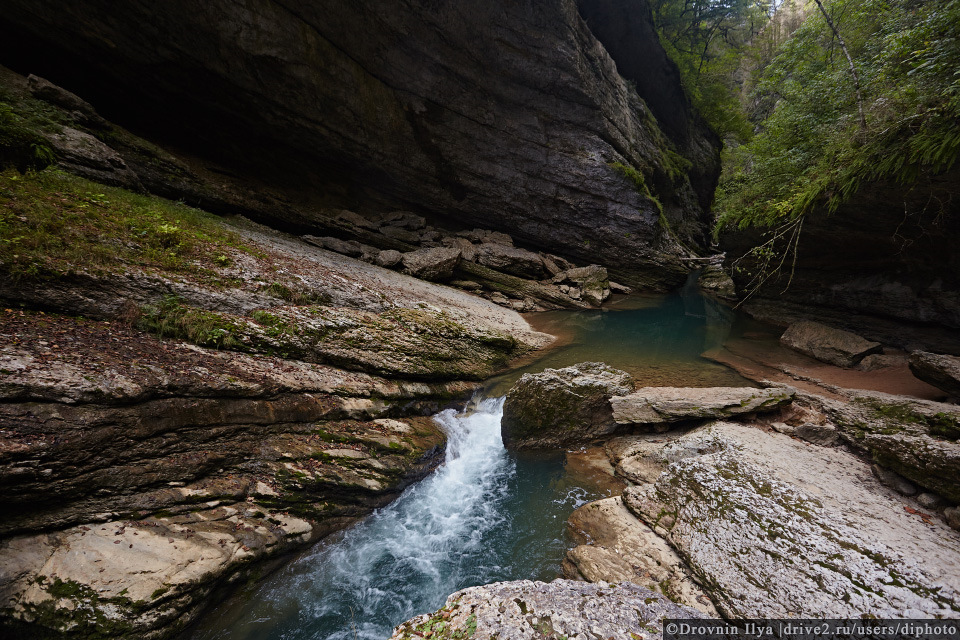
0 0 721 288
0 169 551 637
724 170 960 330
619 421 960 618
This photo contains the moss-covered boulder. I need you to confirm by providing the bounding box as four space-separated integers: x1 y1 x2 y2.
823 391 960 501
501 362 634 449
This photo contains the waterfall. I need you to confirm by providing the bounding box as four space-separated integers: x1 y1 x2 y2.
197 398 516 640
190 391 606 640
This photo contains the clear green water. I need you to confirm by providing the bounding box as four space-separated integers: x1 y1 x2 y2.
485 279 754 395
183 284 750 640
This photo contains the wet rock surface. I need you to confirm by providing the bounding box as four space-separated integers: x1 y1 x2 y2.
389 579 704 640
501 363 634 449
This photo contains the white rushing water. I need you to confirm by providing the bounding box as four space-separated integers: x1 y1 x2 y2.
191 396 597 640
298 397 515 640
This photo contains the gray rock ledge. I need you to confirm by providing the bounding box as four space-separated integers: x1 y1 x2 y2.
389 579 705 640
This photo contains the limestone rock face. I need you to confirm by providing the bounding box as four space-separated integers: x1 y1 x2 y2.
610 386 794 426
0 0 720 288
722 166 960 331
564 497 717 615
909 351 960 398
501 363 634 449
820 391 960 501
389 579 705 640
780 320 882 367
622 421 960 619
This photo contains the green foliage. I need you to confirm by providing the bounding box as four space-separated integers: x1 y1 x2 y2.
651 0 770 140
137 296 246 350
716 0 960 232
0 168 253 281
609 161 650 194
609 161 664 214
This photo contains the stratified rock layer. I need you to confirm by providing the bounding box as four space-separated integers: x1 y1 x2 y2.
816 391 960 501
622 421 960 618
389 579 705 640
0 0 720 288
0 307 471 639
610 386 793 425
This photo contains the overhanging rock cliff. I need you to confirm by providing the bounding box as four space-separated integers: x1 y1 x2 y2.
0 0 720 289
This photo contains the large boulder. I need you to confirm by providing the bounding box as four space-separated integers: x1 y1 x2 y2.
473 243 545 279
622 421 960 618
909 351 960 398
501 362 634 448
780 320 882 367
42 127 142 190
389 579 705 640
610 386 794 427
400 247 461 281
554 265 611 306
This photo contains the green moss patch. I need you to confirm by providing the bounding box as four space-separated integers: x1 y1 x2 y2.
0 168 255 283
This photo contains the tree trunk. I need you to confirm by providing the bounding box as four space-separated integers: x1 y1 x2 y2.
813 0 867 130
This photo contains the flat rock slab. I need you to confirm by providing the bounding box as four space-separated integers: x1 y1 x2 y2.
611 386 794 425
565 497 718 616
910 351 960 398
623 421 960 618
389 579 704 640
501 362 634 448
0 507 315 638
780 320 882 368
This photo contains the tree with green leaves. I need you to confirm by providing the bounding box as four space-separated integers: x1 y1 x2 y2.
715 0 960 296
651 0 775 140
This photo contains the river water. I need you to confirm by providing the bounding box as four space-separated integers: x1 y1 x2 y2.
186 285 762 640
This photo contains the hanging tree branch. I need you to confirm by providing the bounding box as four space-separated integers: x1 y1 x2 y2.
812 0 867 130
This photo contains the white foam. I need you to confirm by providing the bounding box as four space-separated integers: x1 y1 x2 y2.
274 397 514 640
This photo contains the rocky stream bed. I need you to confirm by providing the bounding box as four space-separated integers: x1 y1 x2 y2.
1 15 959 639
